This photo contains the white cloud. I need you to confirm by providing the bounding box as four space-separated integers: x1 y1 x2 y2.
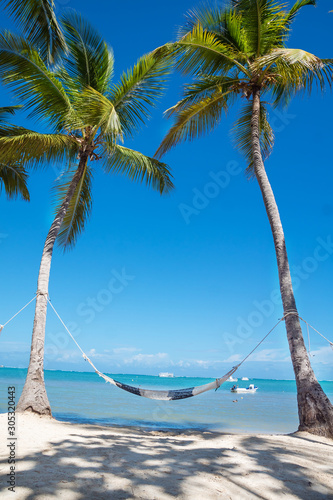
112 347 141 354
124 352 169 366
224 354 242 363
54 350 83 362
176 360 190 368
248 348 289 362
177 358 225 370
0 341 30 353
47 346 146 367
189 359 212 369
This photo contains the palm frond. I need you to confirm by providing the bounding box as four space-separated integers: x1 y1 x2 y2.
156 88 234 158
165 73 243 117
1 0 67 63
0 162 30 200
286 0 316 25
67 86 122 140
232 100 274 175
0 105 22 124
232 0 292 56
0 31 71 128
256 48 332 101
53 162 93 250
175 23 250 77
180 4 222 35
103 144 174 195
180 4 248 55
61 11 114 94
110 52 172 138
0 126 78 168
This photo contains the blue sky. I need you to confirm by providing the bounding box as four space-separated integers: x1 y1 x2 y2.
0 0 332 380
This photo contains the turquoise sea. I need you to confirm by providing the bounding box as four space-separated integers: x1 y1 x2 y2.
1 367 333 434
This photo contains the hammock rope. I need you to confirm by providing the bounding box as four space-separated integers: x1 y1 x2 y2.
283 310 333 351
298 315 333 349
0 295 36 334
1 295 332 400
46 298 287 401
47 297 242 400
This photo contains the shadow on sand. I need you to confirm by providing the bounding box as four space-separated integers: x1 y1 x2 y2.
0 422 332 499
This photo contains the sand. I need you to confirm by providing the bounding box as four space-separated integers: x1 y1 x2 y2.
0 413 333 499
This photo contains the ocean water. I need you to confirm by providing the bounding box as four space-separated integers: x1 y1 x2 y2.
1 367 333 434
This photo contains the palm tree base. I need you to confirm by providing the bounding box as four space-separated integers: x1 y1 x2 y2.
297 381 333 439
17 375 52 416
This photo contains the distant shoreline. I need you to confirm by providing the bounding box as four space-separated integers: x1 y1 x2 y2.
0 366 331 382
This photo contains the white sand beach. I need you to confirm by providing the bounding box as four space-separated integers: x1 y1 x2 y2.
0 413 332 499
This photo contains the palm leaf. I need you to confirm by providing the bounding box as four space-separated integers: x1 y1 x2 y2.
175 23 250 77
286 0 316 25
0 31 71 128
256 48 333 102
0 126 78 168
233 0 291 56
180 4 248 55
53 162 93 250
103 144 174 194
0 162 30 200
67 86 122 140
156 87 235 158
1 0 67 63
61 11 114 94
0 105 22 125
165 74 243 117
110 52 171 138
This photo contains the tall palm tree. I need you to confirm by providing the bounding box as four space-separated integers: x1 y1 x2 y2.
0 12 173 415
156 0 333 438
0 106 29 200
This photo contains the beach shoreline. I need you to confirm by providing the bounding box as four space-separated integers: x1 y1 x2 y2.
1 413 333 499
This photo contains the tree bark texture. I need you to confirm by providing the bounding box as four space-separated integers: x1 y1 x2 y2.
251 88 333 438
17 155 88 415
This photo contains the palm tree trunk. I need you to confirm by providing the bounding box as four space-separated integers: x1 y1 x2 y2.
17 154 88 415
250 88 333 438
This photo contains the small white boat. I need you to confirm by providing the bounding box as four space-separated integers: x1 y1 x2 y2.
230 384 258 393
158 372 174 378
241 377 249 381
227 376 238 382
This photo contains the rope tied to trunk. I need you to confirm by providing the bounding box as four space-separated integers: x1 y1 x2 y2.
0 295 37 336
280 310 299 320
280 310 333 352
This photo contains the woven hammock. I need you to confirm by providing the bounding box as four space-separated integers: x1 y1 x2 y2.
90 361 239 401
4 295 331 402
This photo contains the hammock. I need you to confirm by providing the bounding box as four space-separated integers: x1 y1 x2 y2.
47 299 270 401
85 355 239 400
2 295 332 401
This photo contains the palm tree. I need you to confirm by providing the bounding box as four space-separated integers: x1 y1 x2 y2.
0 12 173 415
155 0 333 438
0 106 29 200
